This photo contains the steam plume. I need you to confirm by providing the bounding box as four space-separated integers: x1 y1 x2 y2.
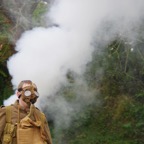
4 0 144 136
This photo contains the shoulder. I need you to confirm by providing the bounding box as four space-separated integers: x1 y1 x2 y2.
35 107 40 111
35 107 45 116
0 105 6 115
0 105 14 112
35 108 47 119
0 105 6 110
0 105 5 108
0 105 14 109
0 104 14 108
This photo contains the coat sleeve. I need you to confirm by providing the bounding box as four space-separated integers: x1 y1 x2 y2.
0 106 6 142
43 116 53 144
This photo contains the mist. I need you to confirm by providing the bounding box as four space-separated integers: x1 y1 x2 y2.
4 0 144 137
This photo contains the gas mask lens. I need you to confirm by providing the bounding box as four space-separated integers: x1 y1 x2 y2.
34 91 39 97
24 90 31 96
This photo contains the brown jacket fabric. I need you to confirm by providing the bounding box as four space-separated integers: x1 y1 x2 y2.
0 100 52 144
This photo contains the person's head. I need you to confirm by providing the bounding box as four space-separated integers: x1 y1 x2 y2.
17 80 39 107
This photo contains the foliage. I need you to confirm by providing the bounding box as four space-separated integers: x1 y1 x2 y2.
56 37 144 143
0 10 15 105
32 1 48 27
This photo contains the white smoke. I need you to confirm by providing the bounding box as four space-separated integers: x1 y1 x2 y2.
4 0 144 134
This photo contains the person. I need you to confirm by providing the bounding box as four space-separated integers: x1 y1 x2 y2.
0 80 52 144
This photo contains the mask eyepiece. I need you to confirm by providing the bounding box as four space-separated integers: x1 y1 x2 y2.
34 91 39 97
24 90 32 96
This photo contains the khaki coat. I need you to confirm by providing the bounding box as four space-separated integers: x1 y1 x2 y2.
0 100 52 144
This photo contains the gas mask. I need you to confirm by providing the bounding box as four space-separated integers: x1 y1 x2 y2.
19 86 39 105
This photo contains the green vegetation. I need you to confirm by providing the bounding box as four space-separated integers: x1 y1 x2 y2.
60 38 144 144
50 37 144 144
32 1 48 26
0 10 14 105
